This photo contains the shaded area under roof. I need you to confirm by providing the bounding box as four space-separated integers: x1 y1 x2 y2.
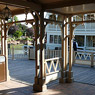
0 0 95 15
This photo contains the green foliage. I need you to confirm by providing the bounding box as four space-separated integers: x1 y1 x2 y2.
14 16 18 21
8 15 35 43
14 30 23 38
8 16 18 23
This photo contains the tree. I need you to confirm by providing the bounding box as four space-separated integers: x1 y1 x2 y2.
8 26 18 36
8 16 35 39
14 30 23 38
8 16 19 36
26 28 34 38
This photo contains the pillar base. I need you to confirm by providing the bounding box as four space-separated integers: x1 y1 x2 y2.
59 71 66 83
33 77 47 92
34 77 39 85
33 84 47 92
66 71 74 83
59 78 66 83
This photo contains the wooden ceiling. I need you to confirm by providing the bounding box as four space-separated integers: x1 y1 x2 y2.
0 0 95 16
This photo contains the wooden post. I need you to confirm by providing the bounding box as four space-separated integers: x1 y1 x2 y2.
33 13 40 83
67 17 74 83
91 53 94 67
59 18 66 83
1 20 2 54
33 11 47 92
4 22 10 81
1 20 4 55
33 13 41 91
65 18 69 71
39 10 47 91
12 46 14 60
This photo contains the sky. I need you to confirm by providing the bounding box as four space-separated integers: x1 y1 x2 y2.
16 13 33 28
16 12 47 28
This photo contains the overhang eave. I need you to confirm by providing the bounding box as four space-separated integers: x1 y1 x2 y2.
0 0 41 11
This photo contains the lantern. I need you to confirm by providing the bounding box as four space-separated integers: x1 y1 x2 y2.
2 5 11 21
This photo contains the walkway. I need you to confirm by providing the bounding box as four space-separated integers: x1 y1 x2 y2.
8 59 35 85
0 80 95 95
8 59 95 85
0 59 95 95
73 64 95 85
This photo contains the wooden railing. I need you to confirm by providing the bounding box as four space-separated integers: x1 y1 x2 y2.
45 49 61 59
44 57 61 84
73 50 95 67
8 48 28 60
8 47 95 67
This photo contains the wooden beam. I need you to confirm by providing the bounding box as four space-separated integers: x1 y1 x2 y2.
0 0 41 11
12 9 25 16
46 10 68 16
71 10 95 15
44 18 63 24
72 20 95 24
6 19 35 25
43 0 95 9
46 9 95 16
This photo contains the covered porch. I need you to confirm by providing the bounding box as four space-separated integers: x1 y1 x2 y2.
0 59 95 95
0 0 95 93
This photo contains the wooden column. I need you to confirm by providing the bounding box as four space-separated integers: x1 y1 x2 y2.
39 10 47 91
33 14 40 85
0 20 2 54
67 17 74 83
65 18 68 71
33 11 47 92
0 21 10 82
4 23 10 81
59 18 66 83
1 20 4 55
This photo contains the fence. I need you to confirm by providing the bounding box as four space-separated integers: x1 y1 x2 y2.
8 47 28 60
45 49 61 59
73 50 95 67
8 47 95 67
8 47 62 60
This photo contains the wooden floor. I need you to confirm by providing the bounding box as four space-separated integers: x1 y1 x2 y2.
73 64 95 85
8 59 95 85
8 59 35 85
0 59 95 95
1 80 95 95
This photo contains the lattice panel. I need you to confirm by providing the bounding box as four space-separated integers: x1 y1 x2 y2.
75 52 91 61
45 58 61 75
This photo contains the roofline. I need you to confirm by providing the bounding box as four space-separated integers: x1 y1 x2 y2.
0 0 42 11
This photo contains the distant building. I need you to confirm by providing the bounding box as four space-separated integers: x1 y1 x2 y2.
45 13 95 51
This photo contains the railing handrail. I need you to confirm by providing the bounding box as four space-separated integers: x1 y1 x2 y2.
76 50 95 53
45 57 61 62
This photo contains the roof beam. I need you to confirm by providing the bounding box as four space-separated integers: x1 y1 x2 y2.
0 0 41 11
72 20 95 24
7 19 35 25
44 18 63 24
12 9 25 16
43 0 95 9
